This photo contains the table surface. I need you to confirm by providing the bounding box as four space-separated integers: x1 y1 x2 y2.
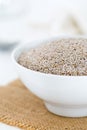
0 51 20 130
0 31 52 130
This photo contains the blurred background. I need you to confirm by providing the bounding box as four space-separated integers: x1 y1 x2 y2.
0 0 87 85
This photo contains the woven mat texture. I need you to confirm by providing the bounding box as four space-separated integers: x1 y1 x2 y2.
0 80 87 130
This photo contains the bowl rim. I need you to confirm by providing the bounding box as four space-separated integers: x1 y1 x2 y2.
12 35 87 78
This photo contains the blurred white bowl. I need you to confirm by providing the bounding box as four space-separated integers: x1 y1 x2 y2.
12 36 87 117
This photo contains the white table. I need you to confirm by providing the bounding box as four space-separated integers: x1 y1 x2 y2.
0 28 52 129
0 51 20 130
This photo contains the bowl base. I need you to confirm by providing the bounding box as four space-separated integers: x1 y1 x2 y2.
45 102 87 117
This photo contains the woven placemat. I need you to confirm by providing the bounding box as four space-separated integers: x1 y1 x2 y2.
0 80 87 130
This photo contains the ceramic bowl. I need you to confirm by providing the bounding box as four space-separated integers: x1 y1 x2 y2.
12 36 87 117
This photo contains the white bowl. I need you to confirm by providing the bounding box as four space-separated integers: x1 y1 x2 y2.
12 36 87 117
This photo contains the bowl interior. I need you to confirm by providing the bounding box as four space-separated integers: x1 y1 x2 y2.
13 35 87 60
12 35 87 78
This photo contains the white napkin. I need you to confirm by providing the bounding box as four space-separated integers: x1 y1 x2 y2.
0 123 19 130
